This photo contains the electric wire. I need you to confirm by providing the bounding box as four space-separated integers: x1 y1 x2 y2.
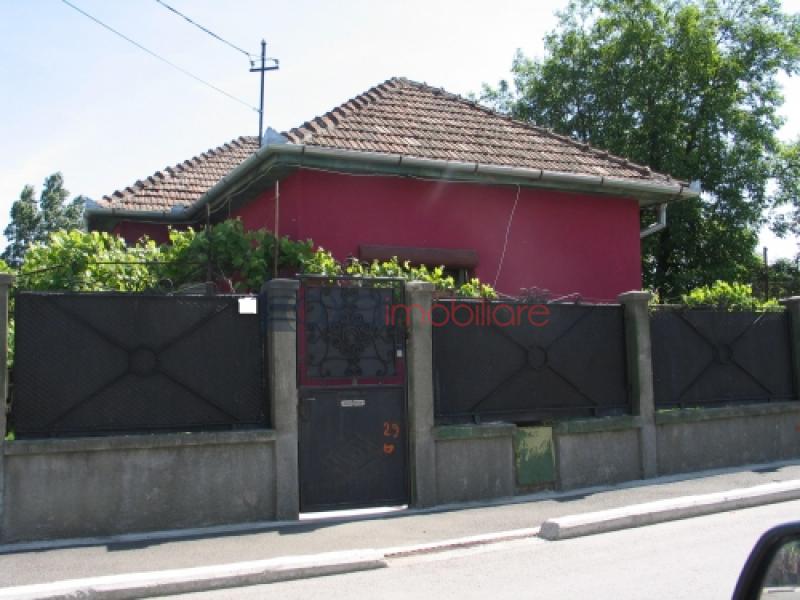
153 0 256 62
60 0 258 112
493 184 520 288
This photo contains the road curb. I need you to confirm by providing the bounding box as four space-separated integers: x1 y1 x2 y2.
539 479 800 541
0 530 544 599
0 549 386 600
383 528 541 558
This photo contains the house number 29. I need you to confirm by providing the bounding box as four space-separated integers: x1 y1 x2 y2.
383 421 400 454
383 422 400 438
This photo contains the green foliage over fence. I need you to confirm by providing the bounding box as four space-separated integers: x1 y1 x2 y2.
681 281 780 311
303 248 498 298
11 220 498 298
17 222 317 293
22 230 161 292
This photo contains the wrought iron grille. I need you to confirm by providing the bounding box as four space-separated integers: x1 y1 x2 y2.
651 308 795 408
299 277 405 384
12 292 267 437
433 300 629 424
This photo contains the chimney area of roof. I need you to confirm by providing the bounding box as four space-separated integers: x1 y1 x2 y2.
262 127 288 147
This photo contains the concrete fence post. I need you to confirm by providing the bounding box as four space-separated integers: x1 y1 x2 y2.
781 297 800 399
0 273 13 530
264 278 300 520
405 281 437 507
618 290 658 479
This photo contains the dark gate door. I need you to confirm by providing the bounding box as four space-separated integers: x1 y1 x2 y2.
297 276 408 512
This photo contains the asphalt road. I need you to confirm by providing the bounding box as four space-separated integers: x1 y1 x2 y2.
164 499 800 600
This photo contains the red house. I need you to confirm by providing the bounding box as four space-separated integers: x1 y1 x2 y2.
86 78 696 300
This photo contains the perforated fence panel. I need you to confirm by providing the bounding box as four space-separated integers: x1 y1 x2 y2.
651 308 796 408
12 292 267 437
433 300 630 424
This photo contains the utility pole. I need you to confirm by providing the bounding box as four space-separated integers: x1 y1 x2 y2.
763 246 769 300
250 40 279 145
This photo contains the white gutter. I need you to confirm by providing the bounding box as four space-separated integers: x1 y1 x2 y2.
640 203 668 239
86 144 697 224
277 145 693 198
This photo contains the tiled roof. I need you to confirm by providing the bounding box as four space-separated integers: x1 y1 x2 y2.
99 77 674 213
98 136 259 212
285 77 671 183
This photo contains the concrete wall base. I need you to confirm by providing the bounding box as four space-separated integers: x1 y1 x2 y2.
434 425 515 504
554 425 642 490
429 403 800 500
1 430 277 544
656 403 800 475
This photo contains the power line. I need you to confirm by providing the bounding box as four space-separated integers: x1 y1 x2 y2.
154 0 255 62
60 0 258 112
494 184 520 288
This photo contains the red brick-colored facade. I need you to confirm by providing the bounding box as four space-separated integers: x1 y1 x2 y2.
113 168 641 300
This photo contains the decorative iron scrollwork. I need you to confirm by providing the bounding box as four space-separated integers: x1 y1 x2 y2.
304 284 400 379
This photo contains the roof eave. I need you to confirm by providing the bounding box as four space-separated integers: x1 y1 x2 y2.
84 141 283 226
86 143 697 224
272 145 697 205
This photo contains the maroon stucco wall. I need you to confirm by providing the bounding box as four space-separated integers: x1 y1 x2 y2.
111 221 173 245
236 169 642 301
108 168 643 300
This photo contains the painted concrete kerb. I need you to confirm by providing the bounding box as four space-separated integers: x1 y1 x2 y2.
383 527 541 558
0 549 386 600
539 479 800 540
0 530 542 600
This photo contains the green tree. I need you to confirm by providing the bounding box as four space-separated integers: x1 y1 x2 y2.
2 185 40 269
768 257 800 298
772 138 800 243
482 0 800 300
750 255 800 299
2 173 86 267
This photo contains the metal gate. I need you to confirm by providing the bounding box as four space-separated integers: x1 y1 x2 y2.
297 276 408 512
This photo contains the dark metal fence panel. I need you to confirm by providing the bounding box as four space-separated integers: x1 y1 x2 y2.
13 292 266 437
433 300 629 424
651 308 795 408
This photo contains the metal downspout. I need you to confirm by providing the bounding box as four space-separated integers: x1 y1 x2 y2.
640 203 668 239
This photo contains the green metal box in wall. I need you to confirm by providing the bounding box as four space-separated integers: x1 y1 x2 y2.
514 427 555 486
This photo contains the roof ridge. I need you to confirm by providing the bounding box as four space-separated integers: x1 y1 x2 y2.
101 135 258 204
283 77 407 143
397 78 663 180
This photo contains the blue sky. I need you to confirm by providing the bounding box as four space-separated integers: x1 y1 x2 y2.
1 0 798 259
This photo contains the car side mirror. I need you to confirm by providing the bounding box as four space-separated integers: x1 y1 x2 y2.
733 522 800 599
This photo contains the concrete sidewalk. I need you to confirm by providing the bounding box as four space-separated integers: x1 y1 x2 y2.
1 460 800 594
